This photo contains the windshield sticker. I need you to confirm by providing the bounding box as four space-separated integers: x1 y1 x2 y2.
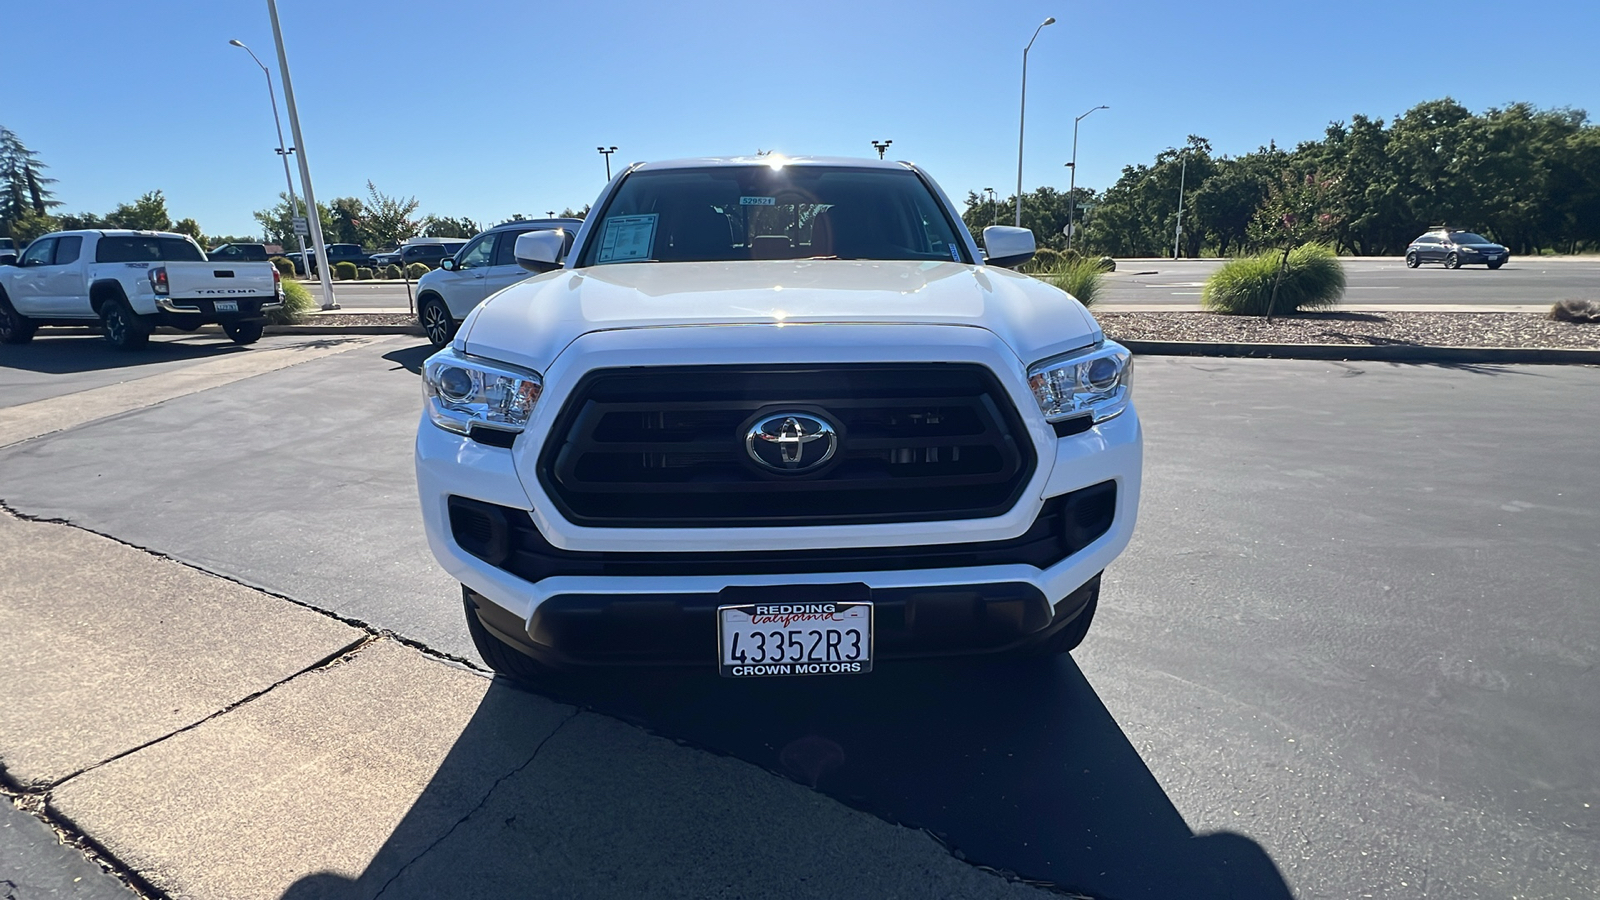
739 196 776 206
597 214 658 262
949 244 961 262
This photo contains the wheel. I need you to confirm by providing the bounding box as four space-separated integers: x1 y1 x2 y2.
419 296 456 348
1444 252 1460 269
99 298 150 349
0 293 37 344
1487 261 1503 270
463 589 553 685
224 320 264 345
1405 252 1420 269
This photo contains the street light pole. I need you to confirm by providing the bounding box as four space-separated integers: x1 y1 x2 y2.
871 139 893 160
598 146 617 181
1173 149 1189 259
1014 16 1055 227
985 187 996 226
228 39 307 267
265 0 337 309
1065 105 1108 255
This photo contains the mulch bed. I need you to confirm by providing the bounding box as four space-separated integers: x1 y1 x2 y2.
1096 310 1600 349
298 310 1600 350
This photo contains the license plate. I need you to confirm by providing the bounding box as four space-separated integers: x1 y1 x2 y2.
215 300 238 313
1486 255 1500 261
718 601 872 677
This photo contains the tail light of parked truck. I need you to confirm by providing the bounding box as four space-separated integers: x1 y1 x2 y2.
149 267 169 295
272 267 283 299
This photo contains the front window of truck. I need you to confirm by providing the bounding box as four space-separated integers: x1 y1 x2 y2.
577 165 970 266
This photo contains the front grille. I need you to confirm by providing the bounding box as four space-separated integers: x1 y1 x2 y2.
536 364 1037 527
447 481 1116 581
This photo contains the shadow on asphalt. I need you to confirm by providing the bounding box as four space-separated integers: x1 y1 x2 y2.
0 333 254 375
277 657 1293 899
381 342 433 375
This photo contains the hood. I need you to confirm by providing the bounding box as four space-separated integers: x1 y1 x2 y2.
458 260 1101 372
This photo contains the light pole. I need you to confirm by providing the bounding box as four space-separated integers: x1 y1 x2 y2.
1014 16 1055 227
598 146 617 181
265 0 337 309
228 39 308 267
871 139 893 160
1064 104 1108 254
985 187 996 225
1173 149 1189 259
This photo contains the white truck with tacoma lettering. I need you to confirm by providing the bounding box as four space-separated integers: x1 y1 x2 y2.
0 230 283 349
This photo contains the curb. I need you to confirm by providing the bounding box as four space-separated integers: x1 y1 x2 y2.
264 324 424 336
1121 340 1600 365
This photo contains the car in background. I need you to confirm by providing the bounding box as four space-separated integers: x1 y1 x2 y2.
415 219 580 347
208 242 270 262
294 243 371 276
373 238 469 270
1405 229 1509 269
0 237 19 264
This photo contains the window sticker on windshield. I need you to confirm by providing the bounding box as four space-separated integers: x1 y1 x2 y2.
597 214 658 262
740 196 776 206
949 244 961 262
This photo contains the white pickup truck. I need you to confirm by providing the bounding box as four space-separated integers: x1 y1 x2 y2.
0 230 283 349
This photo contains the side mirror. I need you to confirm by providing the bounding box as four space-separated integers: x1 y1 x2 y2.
515 230 566 273
439 257 456 271
981 226 1036 269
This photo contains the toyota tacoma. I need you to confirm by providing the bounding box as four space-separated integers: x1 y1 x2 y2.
415 156 1141 680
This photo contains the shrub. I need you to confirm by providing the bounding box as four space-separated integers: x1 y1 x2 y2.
1202 243 1345 316
381 264 402 280
356 267 374 280
1026 247 1061 273
1096 256 1116 272
267 278 315 325
333 261 358 281
404 262 430 280
269 256 295 277
1549 298 1600 323
1038 256 1105 308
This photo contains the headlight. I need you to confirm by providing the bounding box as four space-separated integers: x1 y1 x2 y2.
1027 340 1133 425
421 347 542 436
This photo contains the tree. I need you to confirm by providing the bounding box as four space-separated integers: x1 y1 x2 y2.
0 127 59 237
105 190 173 231
254 192 334 247
1247 171 1339 320
171 217 206 247
420 215 481 238
328 196 365 246
357 181 420 249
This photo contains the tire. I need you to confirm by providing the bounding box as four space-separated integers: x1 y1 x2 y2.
419 296 456 348
1444 252 1460 270
463 590 554 685
1487 261 1503 270
0 293 37 344
99 297 150 349
1405 252 1420 269
224 320 264 345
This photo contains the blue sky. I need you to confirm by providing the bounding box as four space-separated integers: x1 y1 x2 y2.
6 0 1599 239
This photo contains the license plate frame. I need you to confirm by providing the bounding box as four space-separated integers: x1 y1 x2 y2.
717 599 873 678
214 300 239 313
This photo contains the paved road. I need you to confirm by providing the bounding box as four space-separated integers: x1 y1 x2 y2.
302 257 1600 311
1099 256 1600 307
2 339 1596 898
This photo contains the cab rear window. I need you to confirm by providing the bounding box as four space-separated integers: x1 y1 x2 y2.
96 237 205 263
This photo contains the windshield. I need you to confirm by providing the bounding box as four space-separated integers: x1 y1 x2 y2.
1449 232 1493 244
578 165 969 266
96 236 205 263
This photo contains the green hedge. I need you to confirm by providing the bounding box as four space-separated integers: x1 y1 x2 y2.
269 256 295 277
1037 256 1105 307
333 261 358 281
1202 244 1345 316
404 262 430 280
356 267 374 280
381 264 402 280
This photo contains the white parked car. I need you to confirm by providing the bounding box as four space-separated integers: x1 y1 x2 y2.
415 219 580 347
415 156 1140 681
0 230 282 349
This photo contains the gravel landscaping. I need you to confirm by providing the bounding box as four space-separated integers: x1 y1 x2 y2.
1096 310 1600 349
303 310 1600 350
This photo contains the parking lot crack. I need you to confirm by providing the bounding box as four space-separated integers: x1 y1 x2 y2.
370 707 582 900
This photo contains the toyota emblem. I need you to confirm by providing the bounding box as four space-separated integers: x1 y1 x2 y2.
745 412 838 473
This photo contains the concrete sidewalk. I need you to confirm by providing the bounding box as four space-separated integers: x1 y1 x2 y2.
0 510 1046 900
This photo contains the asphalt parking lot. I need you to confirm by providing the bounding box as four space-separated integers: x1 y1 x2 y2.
2 335 1596 898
